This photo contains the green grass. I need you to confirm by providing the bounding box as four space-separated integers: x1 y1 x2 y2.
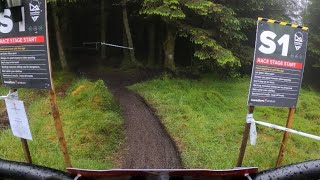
130 74 320 170
0 78 123 170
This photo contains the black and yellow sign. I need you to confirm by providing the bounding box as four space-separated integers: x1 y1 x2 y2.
0 0 51 89
248 18 309 108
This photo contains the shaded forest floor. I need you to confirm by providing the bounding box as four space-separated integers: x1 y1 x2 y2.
82 68 183 168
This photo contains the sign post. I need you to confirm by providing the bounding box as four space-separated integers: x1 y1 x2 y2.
12 88 32 163
49 87 72 168
237 17 309 167
0 0 71 167
20 137 32 163
276 108 295 167
247 18 308 108
236 106 254 167
45 1 72 168
6 88 32 163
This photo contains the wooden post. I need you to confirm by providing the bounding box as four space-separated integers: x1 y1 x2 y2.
21 138 32 163
10 89 32 164
236 106 255 167
276 108 295 167
49 89 72 168
45 1 72 168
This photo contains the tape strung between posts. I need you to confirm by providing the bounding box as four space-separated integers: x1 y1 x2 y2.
0 91 18 100
246 114 320 145
0 96 7 100
83 42 134 50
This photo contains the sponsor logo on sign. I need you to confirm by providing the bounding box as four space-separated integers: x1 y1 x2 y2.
294 32 303 51
29 0 41 22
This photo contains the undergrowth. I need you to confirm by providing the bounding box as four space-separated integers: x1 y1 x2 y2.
0 75 123 170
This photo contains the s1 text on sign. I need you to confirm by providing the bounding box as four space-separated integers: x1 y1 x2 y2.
248 18 309 108
0 0 51 89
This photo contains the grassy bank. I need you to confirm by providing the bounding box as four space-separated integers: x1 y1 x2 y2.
0 77 123 170
130 75 320 170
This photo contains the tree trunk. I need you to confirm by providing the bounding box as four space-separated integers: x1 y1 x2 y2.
100 0 107 60
163 26 176 72
122 1 136 63
157 20 164 66
148 21 155 67
122 29 130 64
52 3 68 71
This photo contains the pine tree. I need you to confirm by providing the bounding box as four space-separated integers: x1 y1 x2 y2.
305 0 320 68
140 0 245 72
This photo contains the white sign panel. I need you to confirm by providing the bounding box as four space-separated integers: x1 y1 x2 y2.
5 98 32 140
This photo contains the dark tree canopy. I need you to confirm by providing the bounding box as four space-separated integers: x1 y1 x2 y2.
46 0 318 79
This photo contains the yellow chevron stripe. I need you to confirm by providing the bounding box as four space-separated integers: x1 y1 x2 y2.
268 19 276 23
258 17 308 30
280 22 287 26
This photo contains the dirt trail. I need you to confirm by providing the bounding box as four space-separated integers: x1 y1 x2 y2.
98 70 182 169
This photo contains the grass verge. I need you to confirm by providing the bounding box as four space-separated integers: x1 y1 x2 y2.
0 77 123 170
130 74 320 170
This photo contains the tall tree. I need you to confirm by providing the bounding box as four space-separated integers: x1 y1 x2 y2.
122 0 137 64
51 2 69 71
141 0 245 72
100 0 107 60
304 0 320 68
217 0 289 74
147 20 156 67
282 0 308 24
223 0 288 19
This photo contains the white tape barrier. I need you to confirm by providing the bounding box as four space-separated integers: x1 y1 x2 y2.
0 91 18 100
246 114 320 145
0 96 7 100
101 42 134 50
83 42 134 50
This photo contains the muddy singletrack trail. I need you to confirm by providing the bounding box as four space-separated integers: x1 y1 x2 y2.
86 70 182 169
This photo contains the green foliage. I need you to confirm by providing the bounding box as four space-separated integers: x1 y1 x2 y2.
141 0 246 68
0 80 123 170
304 0 320 68
222 0 289 21
131 76 320 170
214 0 290 75
141 0 186 19
179 26 239 66
184 0 215 15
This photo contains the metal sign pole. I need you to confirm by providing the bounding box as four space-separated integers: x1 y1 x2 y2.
276 108 296 167
10 89 32 164
236 106 255 167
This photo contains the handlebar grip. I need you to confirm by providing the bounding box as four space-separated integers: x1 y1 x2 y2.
0 158 74 180
253 159 320 180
